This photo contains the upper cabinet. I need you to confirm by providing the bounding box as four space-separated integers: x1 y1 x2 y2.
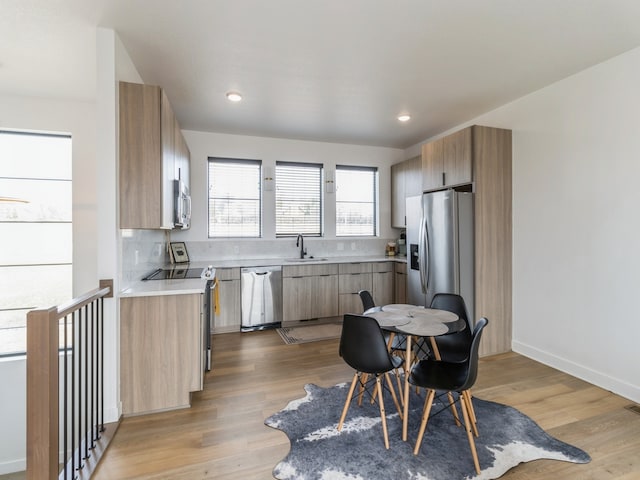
119 81 190 229
390 155 421 228
422 127 472 191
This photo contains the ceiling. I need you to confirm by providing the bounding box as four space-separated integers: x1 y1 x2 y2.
2 1 640 149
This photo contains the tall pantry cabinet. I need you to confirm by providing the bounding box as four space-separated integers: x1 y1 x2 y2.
119 81 190 229
423 125 511 357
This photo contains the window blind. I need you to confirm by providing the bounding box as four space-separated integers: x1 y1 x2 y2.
275 162 322 236
208 158 261 237
336 165 378 236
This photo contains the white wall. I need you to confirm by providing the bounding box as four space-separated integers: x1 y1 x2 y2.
407 46 640 403
0 93 97 473
171 130 404 261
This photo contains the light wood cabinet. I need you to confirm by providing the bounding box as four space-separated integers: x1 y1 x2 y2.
282 264 339 322
391 155 422 228
119 81 190 229
213 268 241 333
120 293 203 415
394 262 407 304
338 262 373 315
472 126 512 357
391 161 405 228
372 262 394 307
419 125 511 356
422 137 444 191
421 127 472 191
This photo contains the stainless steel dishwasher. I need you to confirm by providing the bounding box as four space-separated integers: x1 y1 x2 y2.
241 266 283 331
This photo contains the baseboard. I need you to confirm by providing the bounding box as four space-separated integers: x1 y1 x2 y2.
512 340 640 404
0 458 25 475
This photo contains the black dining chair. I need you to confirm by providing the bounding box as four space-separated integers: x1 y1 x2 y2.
357 289 380 312
337 314 403 449
408 317 489 475
357 290 406 402
430 293 473 362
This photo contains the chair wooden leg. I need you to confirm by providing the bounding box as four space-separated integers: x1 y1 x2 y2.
460 389 481 474
376 376 390 449
463 390 479 437
337 373 358 431
386 332 396 352
447 392 462 427
358 373 368 406
413 389 435 455
394 369 404 405
384 372 402 420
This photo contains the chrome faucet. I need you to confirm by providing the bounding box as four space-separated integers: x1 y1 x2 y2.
296 234 306 259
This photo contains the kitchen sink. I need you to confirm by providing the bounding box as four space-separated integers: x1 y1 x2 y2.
284 257 328 262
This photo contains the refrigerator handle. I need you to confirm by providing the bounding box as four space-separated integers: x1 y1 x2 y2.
418 215 429 294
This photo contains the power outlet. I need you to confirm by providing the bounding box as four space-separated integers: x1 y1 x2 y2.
351 242 356 251
337 242 344 251
234 245 240 254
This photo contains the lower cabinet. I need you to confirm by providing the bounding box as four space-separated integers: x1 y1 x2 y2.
120 293 202 415
372 262 394 307
339 263 373 315
213 268 241 333
282 264 339 322
394 262 407 304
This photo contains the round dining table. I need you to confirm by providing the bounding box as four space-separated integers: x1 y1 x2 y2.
366 304 467 441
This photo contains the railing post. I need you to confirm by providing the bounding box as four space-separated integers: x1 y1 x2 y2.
26 306 59 480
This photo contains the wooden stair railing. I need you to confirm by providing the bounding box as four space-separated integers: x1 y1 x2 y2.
27 279 119 480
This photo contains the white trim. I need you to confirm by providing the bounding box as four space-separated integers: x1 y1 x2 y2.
512 340 640 404
0 458 25 475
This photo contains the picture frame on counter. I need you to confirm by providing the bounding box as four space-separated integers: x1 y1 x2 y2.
170 242 190 264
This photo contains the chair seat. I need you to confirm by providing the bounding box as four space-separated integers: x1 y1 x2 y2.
409 358 469 393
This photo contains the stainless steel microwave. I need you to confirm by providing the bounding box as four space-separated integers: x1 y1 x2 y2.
174 179 191 229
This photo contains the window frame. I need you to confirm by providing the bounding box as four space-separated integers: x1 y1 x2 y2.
0 130 73 357
275 161 324 238
207 157 262 239
335 164 379 237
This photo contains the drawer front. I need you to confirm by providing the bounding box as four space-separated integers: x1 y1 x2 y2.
283 263 338 277
215 267 240 281
339 272 372 294
394 262 407 274
338 262 373 275
371 261 394 273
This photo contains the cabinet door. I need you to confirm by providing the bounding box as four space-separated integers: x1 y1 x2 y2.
443 127 472 186
338 272 372 315
391 161 406 228
405 155 423 197
283 276 310 321
422 138 444 191
313 274 339 318
160 89 176 229
119 82 163 229
120 294 202 415
372 271 394 307
283 275 338 321
394 263 407 304
214 278 241 333
174 119 190 189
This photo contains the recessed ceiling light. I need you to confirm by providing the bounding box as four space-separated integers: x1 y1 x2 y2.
226 91 242 102
397 114 411 122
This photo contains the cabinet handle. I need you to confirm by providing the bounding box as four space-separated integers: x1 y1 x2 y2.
442 172 446 185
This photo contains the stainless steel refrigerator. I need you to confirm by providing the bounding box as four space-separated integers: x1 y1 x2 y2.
406 190 474 321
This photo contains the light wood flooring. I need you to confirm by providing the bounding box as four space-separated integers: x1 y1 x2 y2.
53 330 640 479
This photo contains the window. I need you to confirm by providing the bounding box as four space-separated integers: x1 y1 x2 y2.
0 131 72 356
275 162 323 237
208 158 261 237
336 165 378 236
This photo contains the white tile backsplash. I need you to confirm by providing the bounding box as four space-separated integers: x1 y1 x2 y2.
185 237 396 262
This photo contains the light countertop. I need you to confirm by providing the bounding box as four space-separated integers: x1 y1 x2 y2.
119 255 407 298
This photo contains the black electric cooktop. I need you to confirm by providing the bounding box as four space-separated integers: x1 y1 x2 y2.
143 267 203 280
